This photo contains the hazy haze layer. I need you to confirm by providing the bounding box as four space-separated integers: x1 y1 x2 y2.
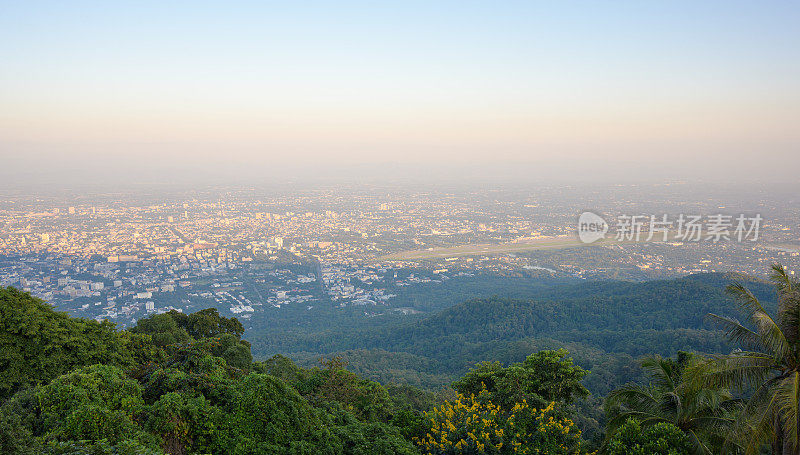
1 1 798 185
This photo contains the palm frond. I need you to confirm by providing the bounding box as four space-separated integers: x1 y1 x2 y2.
605 384 661 415
659 390 682 419
701 352 775 391
707 313 765 352
727 282 770 315
728 282 792 360
641 355 680 390
727 375 782 454
688 415 737 430
685 428 713 455
771 264 800 349
701 268 800 453
774 371 800 452
770 263 794 294
740 388 781 455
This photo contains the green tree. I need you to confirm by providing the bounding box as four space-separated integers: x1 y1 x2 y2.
453 349 589 410
703 264 800 454
159 308 244 340
145 392 221 455
220 373 333 454
253 354 302 383
35 365 147 443
605 352 739 454
324 403 418 455
295 357 396 423
0 390 38 455
0 287 139 399
129 313 191 348
140 350 239 406
607 419 692 455
1 364 159 451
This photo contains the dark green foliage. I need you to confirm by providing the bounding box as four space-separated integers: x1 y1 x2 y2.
257 354 441 444
0 365 160 453
386 383 439 413
253 354 302 383
453 349 589 410
129 314 191 348
45 439 163 455
218 372 416 454
604 352 740 454
385 383 444 441
323 403 418 455
451 361 505 399
297 349 453 390
130 309 249 364
0 287 138 399
248 273 773 398
0 290 426 454
221 374 334 453
144 392 217 454
0 270 783 454
295 357 396 422
141 354 236 405
190 333 252 370
0 391 36 454
133 309 244 342
607 419 692 455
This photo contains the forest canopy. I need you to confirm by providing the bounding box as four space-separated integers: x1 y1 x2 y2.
1 266 796 454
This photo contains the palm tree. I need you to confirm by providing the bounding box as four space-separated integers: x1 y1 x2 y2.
705 264 800 454
605 352 740 454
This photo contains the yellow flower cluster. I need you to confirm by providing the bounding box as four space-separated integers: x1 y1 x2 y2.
415 387 507 454
414 385 587 455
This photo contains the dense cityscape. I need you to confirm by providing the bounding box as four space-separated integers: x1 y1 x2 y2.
1 183 797 326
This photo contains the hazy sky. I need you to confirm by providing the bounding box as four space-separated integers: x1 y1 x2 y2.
1 1 798 185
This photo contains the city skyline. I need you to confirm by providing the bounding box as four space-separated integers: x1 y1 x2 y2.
3 182 798 327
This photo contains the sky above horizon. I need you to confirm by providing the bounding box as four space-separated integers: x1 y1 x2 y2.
1 1 799 186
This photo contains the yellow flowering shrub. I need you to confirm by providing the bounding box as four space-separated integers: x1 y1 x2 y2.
415 386 587 454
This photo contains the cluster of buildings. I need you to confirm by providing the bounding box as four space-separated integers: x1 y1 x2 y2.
0 185 798 324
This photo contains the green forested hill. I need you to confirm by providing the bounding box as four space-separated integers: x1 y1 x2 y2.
0 269 793 454
248 273 775 394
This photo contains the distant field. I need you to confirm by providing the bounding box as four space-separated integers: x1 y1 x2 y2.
761 244 800 253
378 235 599 261
378 231 781 262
